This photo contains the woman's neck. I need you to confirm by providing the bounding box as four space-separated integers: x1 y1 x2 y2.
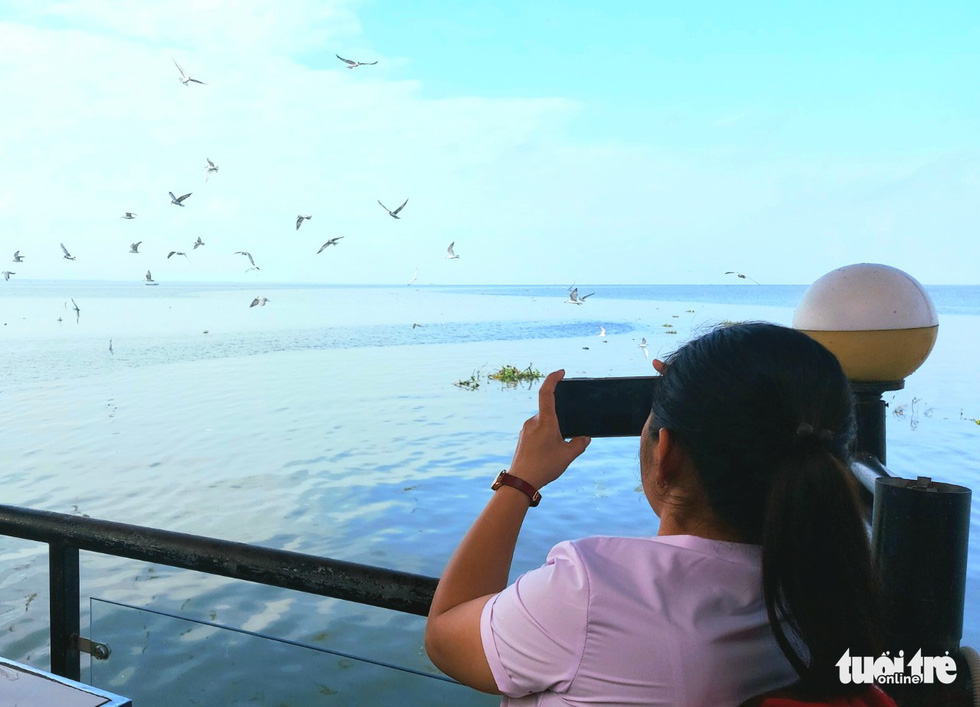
656 508 742 542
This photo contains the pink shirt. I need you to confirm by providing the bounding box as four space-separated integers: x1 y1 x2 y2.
480 534 799 706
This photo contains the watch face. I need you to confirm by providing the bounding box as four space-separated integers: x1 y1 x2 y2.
491 471 506 490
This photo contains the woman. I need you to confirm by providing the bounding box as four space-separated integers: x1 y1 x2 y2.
425 323 889 706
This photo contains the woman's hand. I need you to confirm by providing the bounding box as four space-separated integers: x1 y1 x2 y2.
507 369 591 490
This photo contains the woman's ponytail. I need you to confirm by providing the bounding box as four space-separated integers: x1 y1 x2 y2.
762 443 882 696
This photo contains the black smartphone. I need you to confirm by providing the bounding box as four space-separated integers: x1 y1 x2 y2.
554 377 660 438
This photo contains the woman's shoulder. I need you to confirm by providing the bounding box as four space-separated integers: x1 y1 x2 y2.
566 534 762 564
555 534 765 598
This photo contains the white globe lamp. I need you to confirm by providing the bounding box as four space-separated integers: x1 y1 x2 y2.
793 263 938 383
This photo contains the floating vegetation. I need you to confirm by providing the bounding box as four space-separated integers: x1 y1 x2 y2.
666 330 678 335
662 323 674 328
489 364 544 386
891 397 934 431
453 371 481 390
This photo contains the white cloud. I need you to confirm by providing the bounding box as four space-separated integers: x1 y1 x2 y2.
11 0 363 54
0 3 975 285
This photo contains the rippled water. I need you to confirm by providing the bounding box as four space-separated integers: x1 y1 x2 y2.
0 282 977 705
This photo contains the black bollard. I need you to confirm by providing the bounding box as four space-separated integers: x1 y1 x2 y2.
872 475 973 707
873 476 971 655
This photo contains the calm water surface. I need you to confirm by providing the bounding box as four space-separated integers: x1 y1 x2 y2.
0 282 977 704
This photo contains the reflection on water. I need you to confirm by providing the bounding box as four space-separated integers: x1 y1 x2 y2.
1 283 978 702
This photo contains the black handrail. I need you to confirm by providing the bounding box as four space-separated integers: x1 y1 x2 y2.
0 504 439 680
851 452 892 510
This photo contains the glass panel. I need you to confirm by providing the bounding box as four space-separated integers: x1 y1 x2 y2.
90 598 496 706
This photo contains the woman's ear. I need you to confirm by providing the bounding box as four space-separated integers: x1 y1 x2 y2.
656 428 685 483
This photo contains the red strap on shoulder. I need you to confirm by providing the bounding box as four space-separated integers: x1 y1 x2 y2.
757 686 897 707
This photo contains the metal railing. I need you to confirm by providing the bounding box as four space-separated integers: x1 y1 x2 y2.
0 505 438 681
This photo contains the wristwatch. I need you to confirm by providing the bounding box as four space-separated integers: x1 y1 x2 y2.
491 471 541 507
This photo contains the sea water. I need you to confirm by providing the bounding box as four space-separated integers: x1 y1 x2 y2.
0 282 977 704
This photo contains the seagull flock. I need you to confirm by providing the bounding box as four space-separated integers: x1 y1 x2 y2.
2 54 454 311
2 52 723 362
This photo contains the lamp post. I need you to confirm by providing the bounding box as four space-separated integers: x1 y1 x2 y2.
793 263 938 463
794 263 973 706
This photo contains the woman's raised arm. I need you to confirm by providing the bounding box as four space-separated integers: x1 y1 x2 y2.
424 369 590 692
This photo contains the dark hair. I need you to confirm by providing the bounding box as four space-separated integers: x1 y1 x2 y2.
649 322 882 697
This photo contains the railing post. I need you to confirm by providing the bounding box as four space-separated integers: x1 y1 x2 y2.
49 541 81 681
851 380 904 465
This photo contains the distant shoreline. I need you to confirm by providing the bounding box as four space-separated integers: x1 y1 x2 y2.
2 279 978 287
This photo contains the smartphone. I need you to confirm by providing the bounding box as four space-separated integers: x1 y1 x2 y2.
554 377 660 438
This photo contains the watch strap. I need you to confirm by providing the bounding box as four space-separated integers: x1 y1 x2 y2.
492 471 541 507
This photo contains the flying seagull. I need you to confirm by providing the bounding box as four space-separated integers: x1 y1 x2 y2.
193 236 205 249
378 198 408 219
336 54 378 69
121 212 137 219
167 251 189 260
130 242 142 254
109 339 113 355
169 191 192 207
639 337 649 358
407 268 418 286
70 298 80 324
598 326 606 337
565 287 594 305
317 237 344 253
445 241 459 259
60 243 76 261
235 251 260 271
249 296 269 308
205 158 218 181
725 271 760 285
2 271 13 281
145 270 155 283
12 251 24 262
296 214 312 230
173 58 206 86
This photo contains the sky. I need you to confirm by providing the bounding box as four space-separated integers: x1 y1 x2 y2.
0 0 977 285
